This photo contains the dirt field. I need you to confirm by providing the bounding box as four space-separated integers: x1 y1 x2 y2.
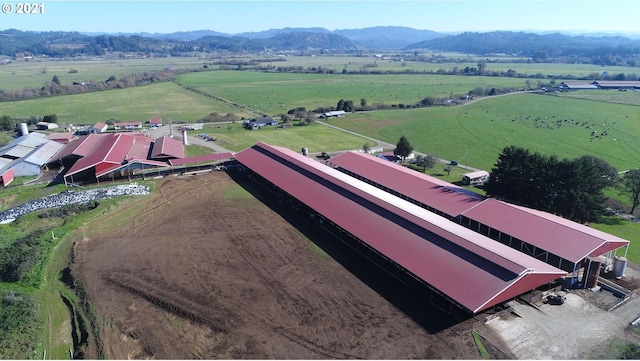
73 171 496 359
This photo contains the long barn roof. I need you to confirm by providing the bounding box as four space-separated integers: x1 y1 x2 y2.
328 151 629 265
328 151 485 217
235 143 565 314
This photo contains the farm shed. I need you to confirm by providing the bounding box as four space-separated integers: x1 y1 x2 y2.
149 118 163 126
321 110 346 118
327 150 630 287
114 121 143 130
328 151 484 219
593 80 640 89
461 170 489 186
46 132 75 143
36 122 59 130
150 136 185 160
235 142 566 315
559 81 598 90
0 133 63 180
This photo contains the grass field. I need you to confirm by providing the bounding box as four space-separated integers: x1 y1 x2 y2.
0 81 254 125
194 121 371 152
176 70 531 114
329 92 640 172
0 57 207 91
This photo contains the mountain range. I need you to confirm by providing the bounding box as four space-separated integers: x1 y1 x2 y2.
2 26 640 62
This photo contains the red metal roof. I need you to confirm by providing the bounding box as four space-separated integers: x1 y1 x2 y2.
169 152 234 166
328 151 485 217
151 136 184 159
149 118 163 125
46 132 75 143
235 143 565 314
330 151 629 264
462 199 630 263
63 133 159 178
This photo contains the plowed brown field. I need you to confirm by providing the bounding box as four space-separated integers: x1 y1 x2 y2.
74 171 502 359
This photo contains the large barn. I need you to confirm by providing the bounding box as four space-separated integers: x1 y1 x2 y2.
50 133 169 184
234 142 567 315
327 151 630 286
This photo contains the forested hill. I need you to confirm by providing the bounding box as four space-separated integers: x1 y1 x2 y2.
408 31 640 65
3 27 640 62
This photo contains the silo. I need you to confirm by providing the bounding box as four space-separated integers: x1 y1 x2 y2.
182 128 189 146
20 123 28 136
613 256 628 278
585 256 605 288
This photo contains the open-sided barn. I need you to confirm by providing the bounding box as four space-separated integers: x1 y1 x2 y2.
328 151 630 287
234 142 566 315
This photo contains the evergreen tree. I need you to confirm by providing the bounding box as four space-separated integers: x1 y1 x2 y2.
393 135 414 162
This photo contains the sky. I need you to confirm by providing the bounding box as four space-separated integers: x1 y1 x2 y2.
1 0 640 35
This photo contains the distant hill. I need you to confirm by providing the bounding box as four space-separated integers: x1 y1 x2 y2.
333 26 443 50
407 31 640 61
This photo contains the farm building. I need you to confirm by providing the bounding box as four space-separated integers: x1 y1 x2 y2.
114 121 143 130
234 142 566 315
76 122 108 136
149 118 163 126
559 81 598 90
593 80 640 90
36 122 59 130
327 151 630 288
0 132 64 184
243 117 278 130
321 110 347 118
47 132 76 143
50 133 168 184
461 170 490 186
150 136 185 160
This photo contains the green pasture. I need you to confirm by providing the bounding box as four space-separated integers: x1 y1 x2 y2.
194 121 371 152
330 92 640 172
0 81 253 125
273 55 637 79
557 90 640 107
0 57 207 91
176 70 530 114
591 220 640 262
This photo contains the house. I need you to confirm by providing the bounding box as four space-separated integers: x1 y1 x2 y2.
149 118 163 127
75 121 108 136
114 121 143 130
243 117 277 130
461 170 490 186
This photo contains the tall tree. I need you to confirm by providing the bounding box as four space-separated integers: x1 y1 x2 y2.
393 135 414 162
624 169 640 214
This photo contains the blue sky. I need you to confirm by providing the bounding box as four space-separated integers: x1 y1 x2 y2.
2 0 640 35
